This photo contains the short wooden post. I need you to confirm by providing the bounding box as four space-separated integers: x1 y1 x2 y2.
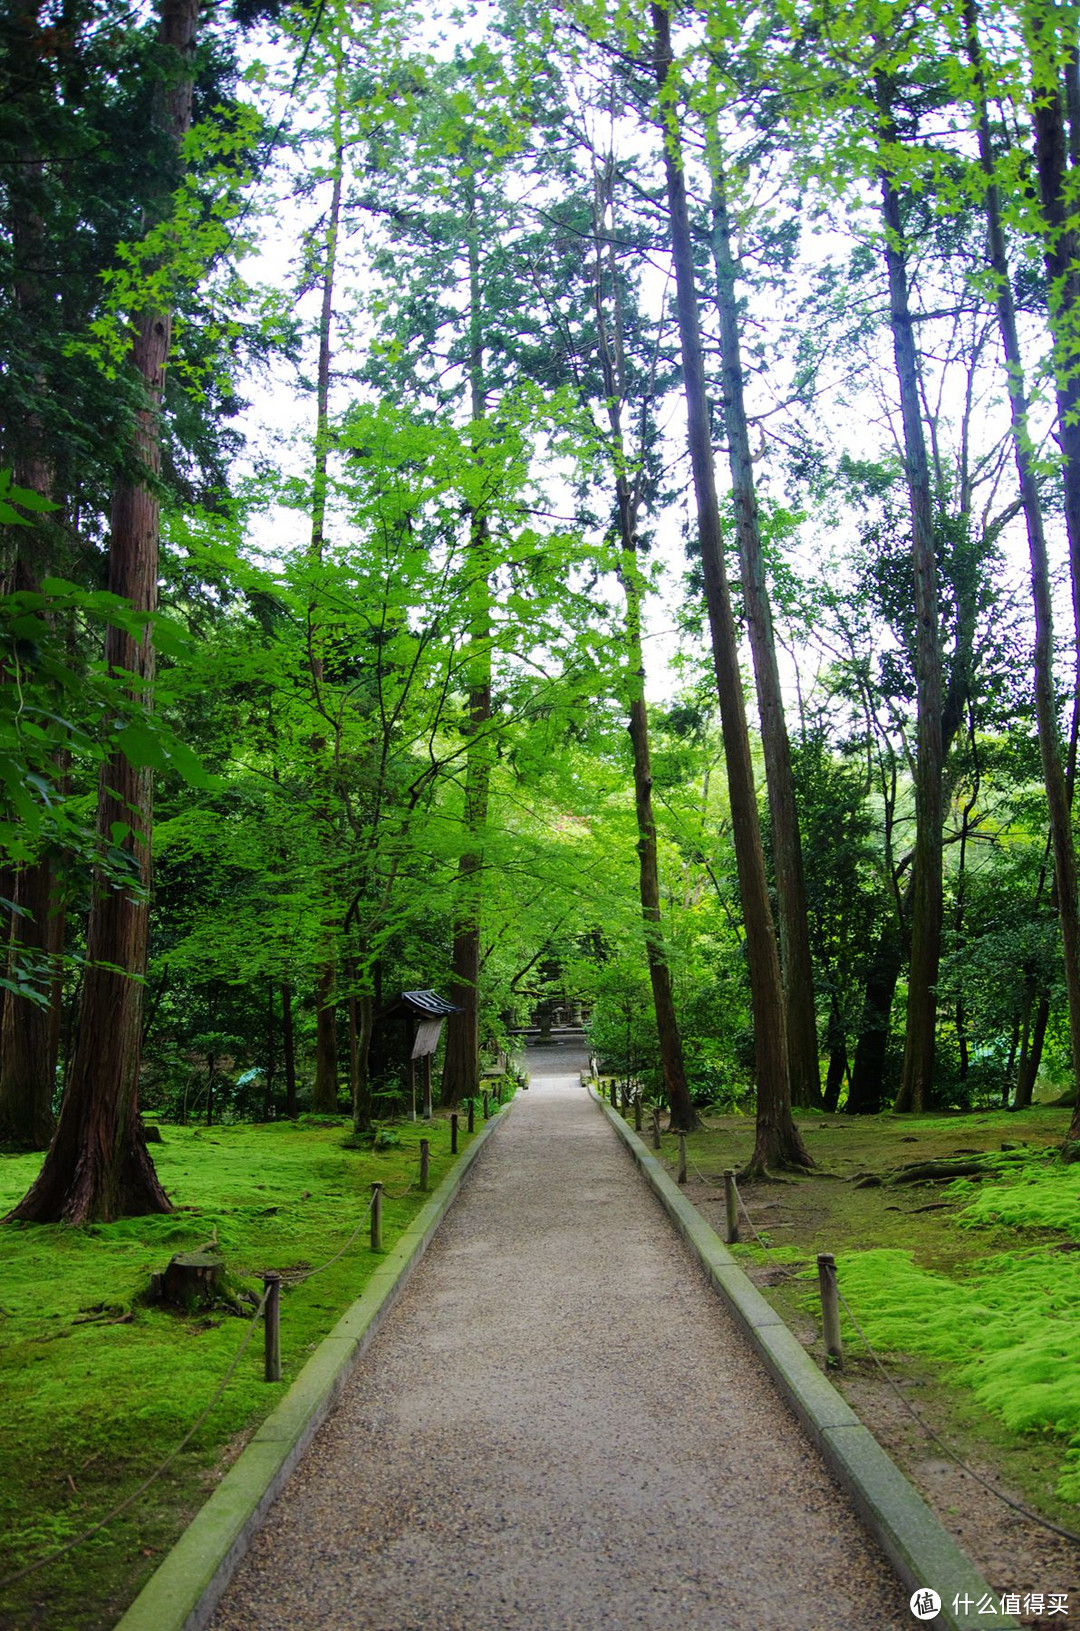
422 1055 433 1121
493 1083 501 1105
522 1073 529 1090
263 1272 281 1382
482 1089 490 1119
370 1182 383 1252
724 1170 739 1244
451 1113 459 1154
467 1098 475 1134
651 1107 661 1150
677 1134 687 1185
610 1080 618 1107
634 1095 642 1133
817 1253 843 1369
620 1082 629 1117
419 1138 430 1192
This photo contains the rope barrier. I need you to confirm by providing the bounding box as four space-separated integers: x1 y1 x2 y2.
668 1142 1080 1547
279 1189 379 1286
835 1287 1080 1548
0 1284 272 1592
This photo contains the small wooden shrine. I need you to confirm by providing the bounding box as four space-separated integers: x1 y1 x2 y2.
375 989 460 1119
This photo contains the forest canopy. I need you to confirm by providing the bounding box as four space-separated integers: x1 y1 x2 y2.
4 0 1080 1218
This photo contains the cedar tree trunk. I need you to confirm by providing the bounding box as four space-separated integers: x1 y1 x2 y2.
651 0 810 1174
6 0 198 1222
876 84 945 1115
708 152 821 1110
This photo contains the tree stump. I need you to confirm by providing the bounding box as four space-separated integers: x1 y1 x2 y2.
150 1250 235 1312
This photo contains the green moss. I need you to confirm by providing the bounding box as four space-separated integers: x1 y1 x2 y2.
833 1246 1080 1501
0 1112 485 1630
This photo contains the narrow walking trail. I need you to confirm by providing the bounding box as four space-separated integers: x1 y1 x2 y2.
212 1041 906 1631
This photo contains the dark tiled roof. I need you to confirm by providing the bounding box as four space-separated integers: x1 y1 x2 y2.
400 989 460 1016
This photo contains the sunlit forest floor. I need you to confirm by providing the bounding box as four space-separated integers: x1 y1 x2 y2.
0 1099 510 1631
650 1103 1080 1611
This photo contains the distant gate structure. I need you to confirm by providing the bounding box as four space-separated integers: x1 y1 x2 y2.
376 989 460 1120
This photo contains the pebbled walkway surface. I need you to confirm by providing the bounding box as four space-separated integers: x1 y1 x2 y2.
211 1040 907 1631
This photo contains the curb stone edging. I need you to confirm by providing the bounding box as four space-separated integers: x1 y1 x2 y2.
589 1086 1018 1631
114 1103 512 1631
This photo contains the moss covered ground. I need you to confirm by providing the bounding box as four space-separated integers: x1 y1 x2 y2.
645 1102 1080 1531
0 1093 511 1631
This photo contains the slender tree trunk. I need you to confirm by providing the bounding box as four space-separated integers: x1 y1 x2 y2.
591 170 696 1132
0 8 65 1149
7 0 198 1222
650 1 810 1174
823 993 847 1113
876 79 945 1115
0 858 59 1147
442 180 491 1108
965 3 1080 1132
282 981 298 1118
351 992 374 1135
847 918 904 1115
312 961 339 1113
263 978 276 1119
1027 2 1080 664
308 128 344 1118
1015 994 1050 1109
707 145 821 1110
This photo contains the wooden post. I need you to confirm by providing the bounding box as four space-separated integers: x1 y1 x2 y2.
422 1054 432 1121
263 1272 281 1383
610 1080 618 1107
620 1081 629 1116
724 1170 739 1244
817 1253 843 1369
370 1181 383 1252
407 1055 416 1122
419 1138 430 1192
634 1095 642 1133
651 1107 661 1150
482 1090 490 1119
451 1112 459 1154
677 1134 687 1185
467 1098 475 1134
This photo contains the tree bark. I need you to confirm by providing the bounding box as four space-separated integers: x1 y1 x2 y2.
876 80 945 1116
6 0 198 1222
965 2 1080 1132
308 124 344 1118
591 167 697 1132
282 981 298 1118
312 961 339 1113
847 917 904 1115
1015 993 1050 1109
650 1 810 1174
707 146 821 1110
442 179 491 1109
0 857 60 1147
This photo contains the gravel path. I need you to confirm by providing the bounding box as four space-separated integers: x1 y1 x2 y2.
211 1041 907 1630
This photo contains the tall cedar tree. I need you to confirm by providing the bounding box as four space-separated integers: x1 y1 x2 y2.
650 0 811 1173
963 1 1080 1123
8 0 199 1223
706 132 821 1110
590 159 697 1132
875 74 945 1115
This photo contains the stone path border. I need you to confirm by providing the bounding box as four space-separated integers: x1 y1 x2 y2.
590 1084 1017 1631
114 1104 511 1631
